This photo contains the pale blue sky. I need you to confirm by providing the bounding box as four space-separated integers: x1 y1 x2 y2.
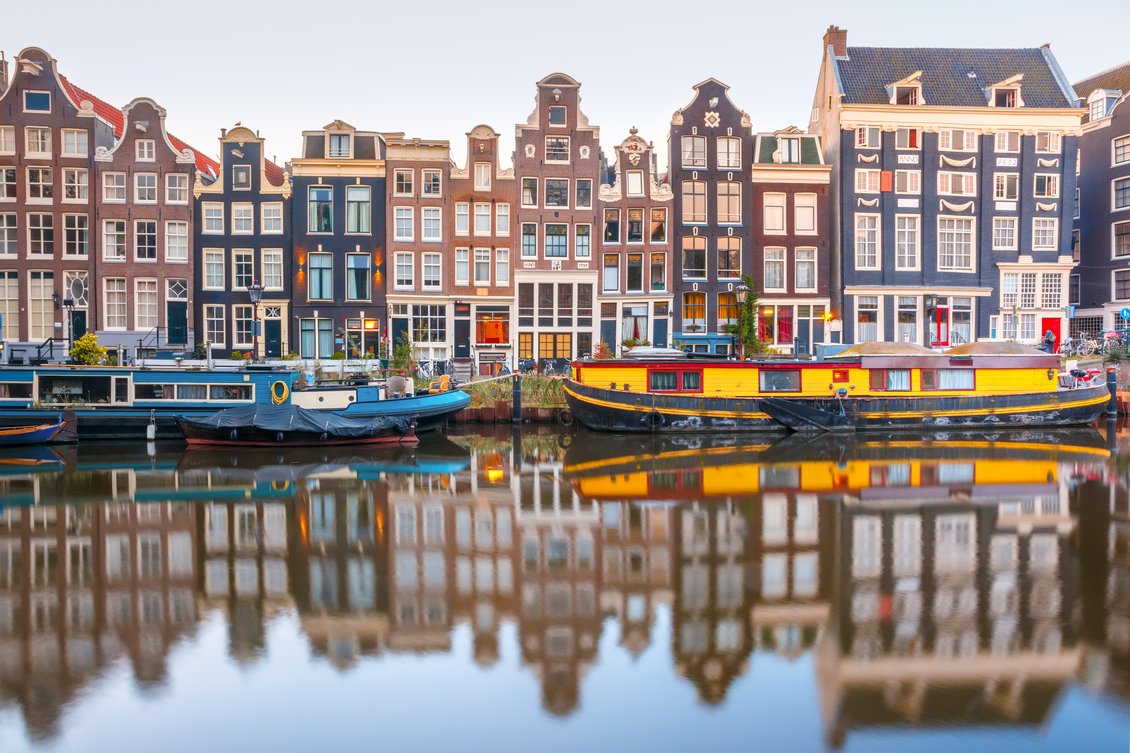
5 0 1129 171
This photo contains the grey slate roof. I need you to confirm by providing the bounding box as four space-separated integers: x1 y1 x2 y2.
1074 60 1130 99
837 47 1075 108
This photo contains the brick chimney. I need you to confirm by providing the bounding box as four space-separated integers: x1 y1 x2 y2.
823 25 847 57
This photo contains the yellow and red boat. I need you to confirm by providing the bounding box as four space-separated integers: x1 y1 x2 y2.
563 342 1111 433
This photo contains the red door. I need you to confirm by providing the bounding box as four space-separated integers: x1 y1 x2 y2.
932 307 949 346
1040 317 1061 352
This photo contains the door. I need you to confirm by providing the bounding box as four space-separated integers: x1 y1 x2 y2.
165 302 186 345
264 320 282 358
70 310 88 341
931 307 949 346
454 319 470 359
795 319 811 356
1040 317 1061 352
600 320 617 350
391 318 408 349
652 317 668 349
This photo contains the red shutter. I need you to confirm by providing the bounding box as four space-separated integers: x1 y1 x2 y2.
880 171 893 192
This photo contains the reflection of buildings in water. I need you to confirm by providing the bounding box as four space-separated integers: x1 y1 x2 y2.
600 500 672 659
516 454 602 716
0 500 198 740
289 474 388 671
200 500 290 665
818 463 1081 748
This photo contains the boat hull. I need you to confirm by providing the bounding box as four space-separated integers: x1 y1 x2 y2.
563 379 1111 433
178 420 418 447
0 419 65 446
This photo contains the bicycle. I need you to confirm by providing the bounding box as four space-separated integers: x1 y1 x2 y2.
1060 337 1095 357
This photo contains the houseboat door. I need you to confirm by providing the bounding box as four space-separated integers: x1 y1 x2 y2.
931 304 950 347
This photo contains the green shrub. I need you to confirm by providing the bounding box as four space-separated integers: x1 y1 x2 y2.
70 333 108 365
330 351 347 361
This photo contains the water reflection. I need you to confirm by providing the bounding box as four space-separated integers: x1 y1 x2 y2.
0 427 1126 749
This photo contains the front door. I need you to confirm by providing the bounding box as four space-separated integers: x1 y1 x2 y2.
600 320 617 350
166 302 186 345
70 310 87 341
795 318 811 356
1040 317 1061 352
391 318 408 350
931 307 950 346
264 320 282 358
454 318 470 359
653 317 668 349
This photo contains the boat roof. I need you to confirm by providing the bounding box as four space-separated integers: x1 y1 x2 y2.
945 341 1048 356
824 342 941 359
622 346 689 359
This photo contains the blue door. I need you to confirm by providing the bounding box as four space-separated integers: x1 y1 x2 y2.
653 318 668 349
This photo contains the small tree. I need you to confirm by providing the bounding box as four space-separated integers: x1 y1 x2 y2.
70 332 108 365
593 340 613 360
733 275 771 357
391 332 415 373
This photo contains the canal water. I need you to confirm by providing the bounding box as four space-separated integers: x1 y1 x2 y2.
0 426 1126 753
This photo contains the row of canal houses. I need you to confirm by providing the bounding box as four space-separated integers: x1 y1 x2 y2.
0 31 1126 371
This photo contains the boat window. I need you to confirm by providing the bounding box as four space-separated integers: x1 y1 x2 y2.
210 384 253 401
177 384 207 400
681 371 701 391
650 372 678 391
922 369 975 390
869 369 911 391
135 384 176 400
0 383 33 399
760 370 801 392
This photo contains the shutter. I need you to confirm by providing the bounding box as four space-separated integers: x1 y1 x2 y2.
880 171 893 193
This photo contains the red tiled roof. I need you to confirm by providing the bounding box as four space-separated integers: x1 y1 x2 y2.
264 158 285 186
58 74 220 176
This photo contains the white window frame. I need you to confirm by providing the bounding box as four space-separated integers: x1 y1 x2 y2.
717 137 741 169
895 214 920 271
795 248 817 292
393 169 414 197
937 171 977 197
1034 173 1059 199
473 162 492 191
164 220 189 263
62 167 87 202
855 169 880 193
394 252 414 291
473 203 491 236
894 169 921 195
202 202 224 234
0 125 14 155
495 248 509 286
794 193 817 234
61 129 88 157
421 169 442 197
135 139 156 162
394 207 414 242
994 173 1019 200
262 248 284 291
1035 131 1062 154
134 173 158 204
166 173 189 204
422 252 442 291
855 126 880 149
854 214 880 271
231 203 254 235
1032 218 1058 250
134 278 159 330
496 203 510 236
261 202 283 234
937 216 976 272
939 129 977 152
992 217 1018 251
455 248 470 286
994 131 1021 153
473 248 491 286
421 207 442 243
455 203 469 236
103 278 127 331
203 249 225 290
25 126 51 157
103 172 126 203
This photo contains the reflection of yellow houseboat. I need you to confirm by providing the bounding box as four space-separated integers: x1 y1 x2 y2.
564 342 1110 433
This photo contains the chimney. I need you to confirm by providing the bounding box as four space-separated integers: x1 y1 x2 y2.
823 25 847 57
0 53 8 95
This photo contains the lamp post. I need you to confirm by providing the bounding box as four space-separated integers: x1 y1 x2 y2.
62 297 75 352
734 282 750 358
246 280 263 362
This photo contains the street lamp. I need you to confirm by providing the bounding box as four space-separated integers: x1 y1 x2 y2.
62 297 75 352
246 280 263 362
734 282 750 358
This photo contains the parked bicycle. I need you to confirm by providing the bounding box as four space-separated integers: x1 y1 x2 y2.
1060 337 1095 357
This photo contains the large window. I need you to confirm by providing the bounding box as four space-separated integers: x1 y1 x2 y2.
62 168 87 201
28 214 53 256
855 215 879 270
135 220 157 260
202 202 223 233
412 305 446 342
474 248 491 286
794 193 817 233
25 127 51 156
717 182 741 223
993 217 1017 250
204 250 224 289
422 207 442 242
347 186 370 233
545 224 567 257
347 254 370 300
394 170 413 196
27 167 52 200
682 181 706 223
232 203 253 234
717 237 740 278
262 249 284 290
602 254 619 292
717 137 741 169
764 248 786 291
682 292 706 331
764 193 786 233
521 223 537 257
795 248 816 291
103 220 126 260
937 218 974 271
309 187 332 232
233 250 254 290
104 277 127 331
896 215 919 270
422 253 442 290
1033 218 1058 250
545 179 568 208
61 129 87 156
545 136 569 162
856 296 879 342
1115 178 1130 210
994 173 1019 200
474 203 491 236
309 252 332 300
394 207 413 241
262 202 282 233
681 136 706 167
422 169 442 196
64 215 88 257
474 162 492 190
682 236 706 278
394 253 413 289
135 173 157 203
136 279 158 330
204 304 226 346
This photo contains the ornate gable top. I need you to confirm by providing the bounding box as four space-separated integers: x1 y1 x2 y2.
323 119 356 132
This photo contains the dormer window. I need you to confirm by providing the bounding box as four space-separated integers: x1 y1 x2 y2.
548 106 566 126
988 74 1024 108
779 137 801 163
328 133 352 158
895 86 920 105
232 165 252 190
474 162 491 191
1088 90 1120 121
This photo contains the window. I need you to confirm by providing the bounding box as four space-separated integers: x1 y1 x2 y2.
894 169 920 194
717 137 741 168
422 253 442 290
796 248 816 291
260 202 282 234
938 218 975 270
204 249 224 288
602 254 619 292
473 162 491 190
682 292 705 330
939 129 977 151
648 208 667 242
28 214 52 256
0 168 15 199
1114 135 1130 165
937 172 976 196
394 170 413 196
545 178 568 207
104 278 127 330
135 220 157 260
623 208 643 243
0 126 14 155
131 173 155 203
309 252 332 299
604 209 620 243
548 106 566 126
794 193 817 233
303 186 331 232
64 214 87 257
162 173 188 204
679 181 706 225
545 224 567 257
1020 272 1037 308
25 127 51 156
717 182 741 223
895 127 920 149
232 203 253 234
455 248 470 285
682 236 706 278
855 169 880 193
103 220 126 260
681 135 706 167
495 248 509 285
856 127 880 149
412 305 446 342
134 139 156 161
0 272 18 339
1042 273 1062 308
1035 131 1062 153
994 173 1019 200
764 248 786 291
756 193 785 235
1115 222 1130 257
1116 177 1130 210
232 304 253 347
27 167 53 200
896 216 919 270
422 207 442 242
855 215 879 270
870 369 911 391
263 249 284 290
474 203 491 236
626 170 644 197
62 129 87 157
650 253 666 291
204 304 225 345
1034 174 1059 198
993 217 1017 250
1001 272 1019 308
328 132 351 158
472 248 491 285
203 203 224 234
496 203 510 235
994 87 1019 108
1117 270 1130 300
921 369 975 390
521 223 537 257
856 296 879 342
995 131 1020 153
576 179 593 209
394 207 413 241
422 169 442 196
761 370 801 392
343 186 370 233
0 214 15 256
717 237 740 278
521 178 537 207
575 224 591 258
625 253 644 292
717 292 739 326
103 172 126 202
233 249 254 290
136 279 158 330
394 253 413 289
545 137 569 162
1033 218 1058 250
779 137 801 163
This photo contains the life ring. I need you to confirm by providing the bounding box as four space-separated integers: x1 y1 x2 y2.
643 409 662 431
270 380 289 405
556 409 574 427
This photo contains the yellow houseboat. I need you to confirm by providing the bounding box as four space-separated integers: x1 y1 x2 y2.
562 342 1111 433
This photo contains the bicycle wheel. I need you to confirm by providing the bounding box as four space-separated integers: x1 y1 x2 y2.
1081 340 1096 357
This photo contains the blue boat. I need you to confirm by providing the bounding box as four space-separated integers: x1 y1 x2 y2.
0 364 469 440
0 416 64 446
